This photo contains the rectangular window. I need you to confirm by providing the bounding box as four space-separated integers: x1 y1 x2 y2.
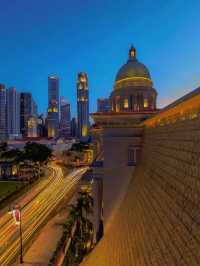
144 99 148 108
124 98 129 108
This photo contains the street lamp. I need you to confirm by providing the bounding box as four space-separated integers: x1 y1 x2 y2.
12 205 23 264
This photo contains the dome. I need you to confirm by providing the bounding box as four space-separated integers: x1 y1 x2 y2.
115 46 151 82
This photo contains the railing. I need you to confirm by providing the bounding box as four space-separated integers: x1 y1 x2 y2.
143 87 200 127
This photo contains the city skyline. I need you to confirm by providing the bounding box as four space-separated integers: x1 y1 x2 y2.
1 1 200 116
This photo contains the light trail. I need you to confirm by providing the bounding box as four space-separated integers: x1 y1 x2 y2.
0 166 88 265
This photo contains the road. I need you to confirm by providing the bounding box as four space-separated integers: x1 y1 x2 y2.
0 165 88 265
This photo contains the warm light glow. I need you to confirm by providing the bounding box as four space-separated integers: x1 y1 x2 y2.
115 77 151 84
130 50 135 57
82 125 88 136
144 99 148 108
144 92 200 127
48 107 58 113
12 166 17 175
124 99 129 108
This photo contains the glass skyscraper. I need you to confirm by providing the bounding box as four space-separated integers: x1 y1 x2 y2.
60 97 71 138
0 84 7 141
6 87 21 139
47 76 59 138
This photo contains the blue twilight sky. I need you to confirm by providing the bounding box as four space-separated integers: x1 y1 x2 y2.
1 0 200 116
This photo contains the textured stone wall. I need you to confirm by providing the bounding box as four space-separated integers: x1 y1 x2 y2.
82 116 200 266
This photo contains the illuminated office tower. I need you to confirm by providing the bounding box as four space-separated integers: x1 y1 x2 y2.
27 116 38 138
60 97 71 138
77 73 89 139
47 76 59 138
6 87 21 139
0 84 7 141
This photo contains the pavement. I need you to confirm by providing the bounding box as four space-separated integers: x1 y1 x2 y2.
16 203 73 266
0 165 88 266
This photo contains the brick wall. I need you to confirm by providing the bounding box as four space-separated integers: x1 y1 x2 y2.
82 116 200 266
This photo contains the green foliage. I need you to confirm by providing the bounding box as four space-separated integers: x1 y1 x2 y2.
0 142 8 155
1 149 24 163
24 142 52 163
70 141 90 152
0 142 52 165
0 181 25 199
65 189 94 265
50 189 94 266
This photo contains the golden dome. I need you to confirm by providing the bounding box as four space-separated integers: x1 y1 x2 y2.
114 46 152 90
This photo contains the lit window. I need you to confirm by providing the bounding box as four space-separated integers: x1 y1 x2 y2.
124 99 129 108
144 99 148 108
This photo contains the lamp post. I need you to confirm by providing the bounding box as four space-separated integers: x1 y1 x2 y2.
19 208 23 264
12 205 23 264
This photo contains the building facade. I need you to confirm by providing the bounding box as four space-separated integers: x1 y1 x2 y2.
97 98 111 113
91 46 158 232
47 76 59 138
0 84 7 141
60 97 71 138
71 117 77 138
6 87 21 139
20 92 32 137
77 72 89 140
27 116 38 138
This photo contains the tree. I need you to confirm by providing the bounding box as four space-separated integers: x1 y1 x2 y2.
0 142 8 156
66 189 94 264
24 142 52 164
1 148 24 163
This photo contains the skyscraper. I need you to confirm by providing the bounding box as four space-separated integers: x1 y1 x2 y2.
20 92 32 136
97 98 111 112
47 76 59 138
6 87 21 139
77 72 89 139
0 84 7 141
60 97 71 138
71 117 77 138
31 99 38 117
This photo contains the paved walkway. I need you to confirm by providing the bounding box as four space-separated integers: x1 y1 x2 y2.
15 190 77 266
16 207 69 266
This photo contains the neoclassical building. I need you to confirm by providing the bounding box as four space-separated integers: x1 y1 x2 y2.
111 46 157 113
91 46 158 236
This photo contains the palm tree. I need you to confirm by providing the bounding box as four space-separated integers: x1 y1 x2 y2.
66 189 94 263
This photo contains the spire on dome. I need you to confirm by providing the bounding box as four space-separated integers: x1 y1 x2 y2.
129 45 136 60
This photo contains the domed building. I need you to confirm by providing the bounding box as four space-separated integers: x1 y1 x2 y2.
90 46 158 240
110 46 157 112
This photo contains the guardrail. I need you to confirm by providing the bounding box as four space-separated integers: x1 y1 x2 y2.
143 87 200 127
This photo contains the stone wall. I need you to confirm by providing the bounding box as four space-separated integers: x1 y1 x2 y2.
82 115 200 266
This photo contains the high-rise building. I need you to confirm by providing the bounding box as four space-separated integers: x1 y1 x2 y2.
71 117 77 138
31 99 38 116
6 87 21 139
77 72 89 139
60 97 71 138
20 92 32 136
97 98 111 113
47 76 59 138
27 116 38 138
0 84 7 141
